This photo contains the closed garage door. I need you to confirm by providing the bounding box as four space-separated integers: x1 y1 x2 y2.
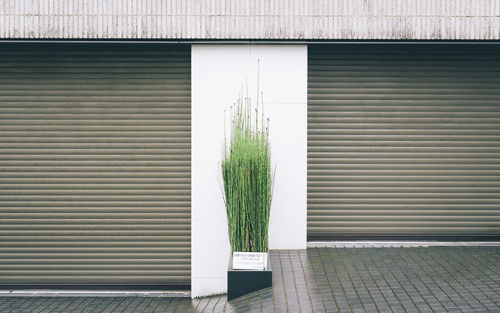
308 44 500 239
0 44 190 286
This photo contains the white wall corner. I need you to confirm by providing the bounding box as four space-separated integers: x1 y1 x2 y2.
191 45 307 298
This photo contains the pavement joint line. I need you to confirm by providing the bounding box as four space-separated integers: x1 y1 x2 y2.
307 241 500 248
0 290 191 298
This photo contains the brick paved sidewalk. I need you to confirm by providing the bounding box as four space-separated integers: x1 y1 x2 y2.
0 246 499 312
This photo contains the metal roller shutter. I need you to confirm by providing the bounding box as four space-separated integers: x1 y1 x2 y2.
0 44 191 286
308 44 500 239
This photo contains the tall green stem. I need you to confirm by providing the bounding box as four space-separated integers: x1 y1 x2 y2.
221 81 273 253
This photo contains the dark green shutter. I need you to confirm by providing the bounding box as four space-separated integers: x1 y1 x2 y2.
0 44 190 285
308 44 500 238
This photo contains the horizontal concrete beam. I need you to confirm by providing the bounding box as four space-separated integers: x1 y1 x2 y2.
1 1 499 40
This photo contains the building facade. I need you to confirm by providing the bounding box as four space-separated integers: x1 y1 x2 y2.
0 0 499 298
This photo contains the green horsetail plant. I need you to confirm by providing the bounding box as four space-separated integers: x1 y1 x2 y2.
222 81 274 253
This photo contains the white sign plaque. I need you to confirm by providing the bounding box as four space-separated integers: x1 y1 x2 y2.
232 252 267 270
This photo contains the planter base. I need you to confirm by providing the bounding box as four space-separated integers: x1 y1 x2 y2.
227 254 272 300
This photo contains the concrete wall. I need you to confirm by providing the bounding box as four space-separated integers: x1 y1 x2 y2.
191 45 307 298
1 1 499 40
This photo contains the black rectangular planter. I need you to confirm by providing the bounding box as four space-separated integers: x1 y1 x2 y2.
227 254 272 301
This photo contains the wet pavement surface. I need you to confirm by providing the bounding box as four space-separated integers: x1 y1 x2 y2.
0 247 499 312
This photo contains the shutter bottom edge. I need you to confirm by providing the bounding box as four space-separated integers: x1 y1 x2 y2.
307 233 500 241
0 283 190 291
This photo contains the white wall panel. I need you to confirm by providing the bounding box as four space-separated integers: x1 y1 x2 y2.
191 45 307 297
0 0 498 39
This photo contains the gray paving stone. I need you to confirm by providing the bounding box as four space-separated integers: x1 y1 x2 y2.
0 246 499 312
